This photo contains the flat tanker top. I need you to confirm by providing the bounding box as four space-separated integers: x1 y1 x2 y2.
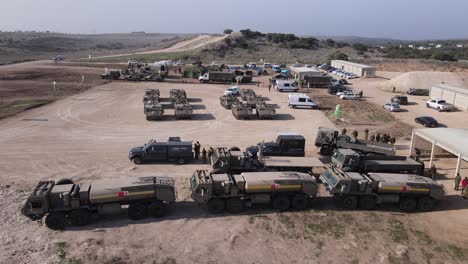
365 158 421 166
261 156 327 168
90 176 174 191
241 171 314 182
368 173 436 185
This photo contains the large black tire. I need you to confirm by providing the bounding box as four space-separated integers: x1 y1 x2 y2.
226 198 244 213
128 202 148 220
292 193 308 210
399 197 417 212
273 195 291 211
177 158 185 165
148 200 165 218
229 147 241 152
133 157 142 165
56 178 74 185
359 196 376 210
45 212 67 230
207 198 225 214
320 146 332 156
343 196 358 209
70 210 91 226
417 197 435 212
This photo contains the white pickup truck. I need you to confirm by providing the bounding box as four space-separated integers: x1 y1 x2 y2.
426 99 454 112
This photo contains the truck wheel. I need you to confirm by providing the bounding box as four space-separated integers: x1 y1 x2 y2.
342 196 358 209
56 178 74 185
399 197 417 212
148 200 165 218
292 194 308 210
417 197 434 212
426 103 430 108
133 157 142 165
229 147 241 152
320 146 332 156
226 198 244 213
70 210 91 226
359 196 376 210
273 195 290 211
207 198 225 214
177 158 185 165
45 212 68 230
128 202 148 220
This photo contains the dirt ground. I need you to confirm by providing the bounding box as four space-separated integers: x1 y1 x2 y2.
1 67 468 263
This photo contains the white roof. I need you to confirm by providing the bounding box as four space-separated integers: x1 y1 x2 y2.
290 67 320 73
331 60 375 69
432 84 468 95
413 128 468 160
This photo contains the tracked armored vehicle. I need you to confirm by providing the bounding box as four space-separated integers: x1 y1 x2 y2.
190 170 318 213
170 89 187 104
219 95 241 109
144 104 164 120
21 177 176 230
101 70 121 80
232 103 253 119
255 102 275 119
246 95 264 108
240 89 256 100
174 103 193 119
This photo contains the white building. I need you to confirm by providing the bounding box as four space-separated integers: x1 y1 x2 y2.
331 60 376 78
430 84 468 111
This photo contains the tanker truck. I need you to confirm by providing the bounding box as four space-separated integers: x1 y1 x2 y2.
190 170 318 213
21 177 176 230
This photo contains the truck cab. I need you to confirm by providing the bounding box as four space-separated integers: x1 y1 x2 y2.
129 138 193 164
247 134 306 157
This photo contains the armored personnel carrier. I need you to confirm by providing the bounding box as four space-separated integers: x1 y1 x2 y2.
144 104 164 120
219 95 241 109
246 95 264 108
232 103 253 119
240 89 256 100
143 89 160 105
255 102 275 119
190 170 318 213
21 177 176 230
170 89 187 104
320 167 445 212
174 103 193 119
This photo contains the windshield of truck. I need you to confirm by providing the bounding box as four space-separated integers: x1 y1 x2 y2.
322 170 339 187
332 151 345 164
190 175 198 191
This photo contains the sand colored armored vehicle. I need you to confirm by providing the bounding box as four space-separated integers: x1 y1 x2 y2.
232 103 253 119
245 95 264 108
144 104 164 120
101 70 121 80
190 170 318 213
143 89 160 104
174 103 193 119
240 89 256 100
21 177 176 230
320 167 445 212
255 102 276 119
219 95 241 109
170 89 187 104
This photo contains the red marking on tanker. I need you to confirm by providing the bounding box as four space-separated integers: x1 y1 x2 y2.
402 186 411 192
271 183 280 190
118 191 129 197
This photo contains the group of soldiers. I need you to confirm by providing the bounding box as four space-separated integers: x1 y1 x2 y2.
340 128 396 145
193 142 214 164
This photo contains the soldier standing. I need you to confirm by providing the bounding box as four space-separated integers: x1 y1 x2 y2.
352 130 358 139
208 147 215 163
202 148 207 164
364 129 369 140
194 141 201 160
341 128 347 135
370 135 375 141
454 173 462 191
376 133 381 142
429 165 437 180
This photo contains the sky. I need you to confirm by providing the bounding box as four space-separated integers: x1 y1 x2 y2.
1 0 468 40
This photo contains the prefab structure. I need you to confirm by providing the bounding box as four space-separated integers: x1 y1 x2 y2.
331 60 376 77
430 84 468 111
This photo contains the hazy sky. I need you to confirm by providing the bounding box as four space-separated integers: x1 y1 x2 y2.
1 0 467 40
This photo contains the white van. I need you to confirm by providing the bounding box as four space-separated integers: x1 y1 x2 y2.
275 80 298 92
288 93 319 109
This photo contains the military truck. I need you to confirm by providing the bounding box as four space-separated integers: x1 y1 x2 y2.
21 177 176 230
240 89 256 100
301 75 332 88
129 138 193 164
144 104 164 120
198 71 235 83
211 147 326 174
174 103 193 119
315 127 396 156
332 149 424 175
255 102 276 119
232 103 253 119
101 70 121 80
320 167 444 212
247 134 306 157
219 95 241 109
190 170 318 213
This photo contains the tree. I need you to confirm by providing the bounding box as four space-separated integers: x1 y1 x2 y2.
325 39 335 47
352 43 368 52
223 29 233 34
432 52 457 61
327 52 349 64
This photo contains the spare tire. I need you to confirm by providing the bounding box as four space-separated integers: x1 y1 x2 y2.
56 178 74 185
